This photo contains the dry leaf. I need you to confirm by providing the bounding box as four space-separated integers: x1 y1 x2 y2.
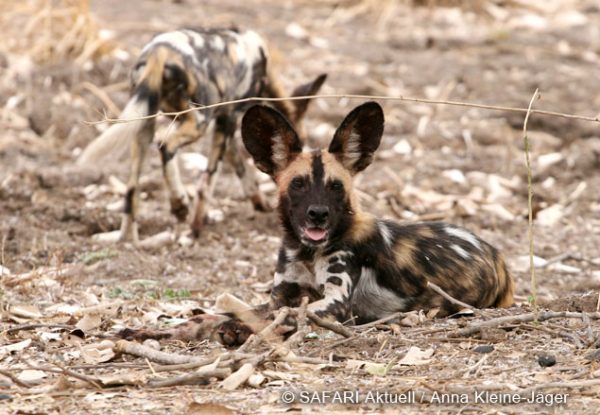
9 304 43 319
400 311 421 327
248 373 266 388
81 340 116 364
1 338 32 354
18 369 47 382
76 313 102 332
397 347 434 366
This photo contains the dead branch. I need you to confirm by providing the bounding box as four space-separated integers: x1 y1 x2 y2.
274 297 311 352
220 362 255 391
353 312 408 329
306 311 353 338
114 339 204 365
3 323 74 335
85 93 600 127
148 368 231 388
426 281 483 315
54 364 103 390
0 368 34 388
17 363 102 389
237 307 290 353
448 311 600 337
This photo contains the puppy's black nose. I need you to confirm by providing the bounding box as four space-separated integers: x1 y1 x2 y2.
307 205 329 224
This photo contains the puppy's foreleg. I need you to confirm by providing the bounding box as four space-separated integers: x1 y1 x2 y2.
308 252 355 323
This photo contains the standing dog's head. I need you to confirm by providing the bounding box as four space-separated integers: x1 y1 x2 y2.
241 102 384 247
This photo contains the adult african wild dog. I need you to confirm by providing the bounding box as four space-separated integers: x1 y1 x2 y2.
77 28 326 241
240 102 514 324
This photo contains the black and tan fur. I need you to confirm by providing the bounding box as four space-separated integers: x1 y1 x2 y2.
77 28 326 241
240 102 514 324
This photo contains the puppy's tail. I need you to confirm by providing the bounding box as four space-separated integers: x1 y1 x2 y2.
77 48 168 166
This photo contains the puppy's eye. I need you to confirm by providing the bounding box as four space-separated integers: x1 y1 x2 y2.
291 177 306 190
329 180 344 191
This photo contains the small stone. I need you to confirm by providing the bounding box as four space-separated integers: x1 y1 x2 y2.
537 354 556 367
473 345 494 354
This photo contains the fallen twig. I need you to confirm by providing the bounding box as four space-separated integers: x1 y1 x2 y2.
353 312 408 329
237 307 290 353
114 339 204 365
3 323 74 335
148 367 231 388
448 311 600 337
306 311 353 338
0 368 34 388
220 362 255 391
426 281 483 315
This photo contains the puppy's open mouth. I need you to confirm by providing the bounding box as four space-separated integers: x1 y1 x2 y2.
302 227 328 243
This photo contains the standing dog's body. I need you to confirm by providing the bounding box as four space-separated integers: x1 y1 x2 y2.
241 102 514 324
78 28 326 241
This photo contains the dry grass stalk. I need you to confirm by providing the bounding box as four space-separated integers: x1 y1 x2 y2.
87 93 600 127
523 89 540 318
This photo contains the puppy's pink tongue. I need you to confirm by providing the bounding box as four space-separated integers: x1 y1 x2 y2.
304 228 327 241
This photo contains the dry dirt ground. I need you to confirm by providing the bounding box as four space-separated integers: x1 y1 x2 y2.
1 0 600 414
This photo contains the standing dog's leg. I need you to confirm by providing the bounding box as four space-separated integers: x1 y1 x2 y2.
120 121 155 242
159 111 207 222
225 137 270 212
191 113 235 237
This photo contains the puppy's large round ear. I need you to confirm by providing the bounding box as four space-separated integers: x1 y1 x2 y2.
328 102 384 174
242 105 302 176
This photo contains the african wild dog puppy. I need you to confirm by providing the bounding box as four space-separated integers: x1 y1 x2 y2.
117 102 514 346
240 102 514 324
77 28 326 242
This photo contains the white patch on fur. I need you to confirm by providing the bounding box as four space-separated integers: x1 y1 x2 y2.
182 29 205 49
379 221 393 248
308 271 352 314
445 226 482 251
273 272 284 285
232 30 266 96
209 36 225 51
352 267 408 320
451 244 470 259
308 252 354 314
271 133 289 171
144 31 195 59
342 129 363 168
285 248 298 262
279 260 314 286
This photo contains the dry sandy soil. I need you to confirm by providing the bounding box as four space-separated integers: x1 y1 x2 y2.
1 0 600 414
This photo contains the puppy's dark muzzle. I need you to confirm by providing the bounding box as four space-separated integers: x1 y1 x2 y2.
307 205 329 226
